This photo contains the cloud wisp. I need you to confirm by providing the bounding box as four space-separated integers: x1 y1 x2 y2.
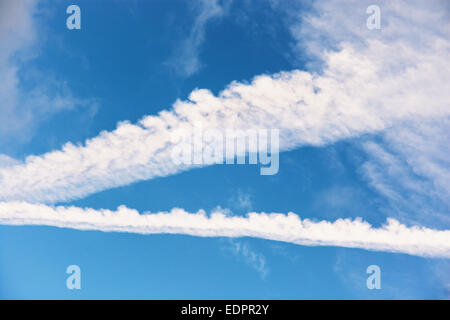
226 240 269 279
0 0 97 146
362 118 450 228
167 0 230 77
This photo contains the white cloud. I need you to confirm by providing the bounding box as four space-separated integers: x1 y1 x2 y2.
0 0 36 63
286 0 450 229
0 0 38 138
1 0 449 203
166 0 230 77
0 201 449 258
228 189 253 211
0 0 97 145
290 0 450 67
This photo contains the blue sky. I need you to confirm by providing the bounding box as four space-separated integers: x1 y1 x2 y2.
0 0 449 299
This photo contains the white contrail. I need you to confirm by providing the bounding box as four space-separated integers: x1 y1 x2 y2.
0 1 449 204
1 201 449 258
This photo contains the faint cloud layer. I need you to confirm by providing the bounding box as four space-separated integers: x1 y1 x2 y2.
0 0 97 147
228 189 253 212
224 239 269 279
362 119 450 229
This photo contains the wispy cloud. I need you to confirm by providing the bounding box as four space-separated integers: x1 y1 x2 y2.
362 118 450 228
166 0 231 77
287 0 450 230
0 0 97 147
1 201 449 258
225 240 269 279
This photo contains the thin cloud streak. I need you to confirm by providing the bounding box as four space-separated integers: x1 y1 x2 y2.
0 0 97 146
166 0 230 77
1 201 449 258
